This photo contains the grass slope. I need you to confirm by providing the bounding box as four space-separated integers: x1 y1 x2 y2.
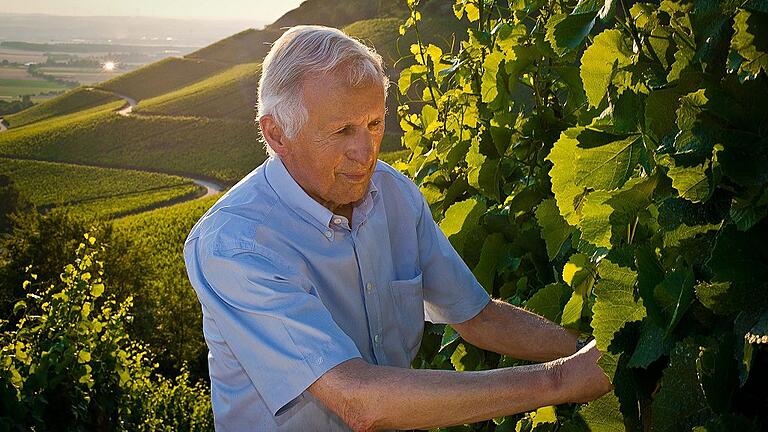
0 157 201 218
4 87 122 128
184 28 281 65
0 110 265 184
96 57 228 101
135 63 261 121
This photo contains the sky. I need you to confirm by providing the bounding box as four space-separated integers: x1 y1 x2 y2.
0 0 306 21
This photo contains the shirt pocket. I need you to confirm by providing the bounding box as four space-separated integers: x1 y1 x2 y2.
390 271 425 360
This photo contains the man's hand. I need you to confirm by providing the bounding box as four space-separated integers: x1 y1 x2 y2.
556 339 613 404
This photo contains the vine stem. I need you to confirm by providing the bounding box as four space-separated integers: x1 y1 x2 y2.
619 0 666 76
410 3 439 109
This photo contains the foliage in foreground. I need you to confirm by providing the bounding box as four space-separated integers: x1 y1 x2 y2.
0 234 213 431
398 0 768 430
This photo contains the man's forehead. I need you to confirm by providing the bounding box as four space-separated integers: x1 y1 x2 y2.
302 76 385 121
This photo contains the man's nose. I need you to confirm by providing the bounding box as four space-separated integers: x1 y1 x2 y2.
345 127 375 166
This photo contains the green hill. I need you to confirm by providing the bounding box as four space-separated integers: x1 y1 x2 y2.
0 157 200 218
135 63 261 121
4 87 122 129
96 57 228 101
0 112 263 184
184 28 281 65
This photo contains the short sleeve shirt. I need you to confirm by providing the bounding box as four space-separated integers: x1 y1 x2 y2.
183 156 492 431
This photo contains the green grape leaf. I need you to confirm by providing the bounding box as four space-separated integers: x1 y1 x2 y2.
545 12 597 56
658 154 712 203
729 9 768 81
628 319 674 368
481 51 504 103
653 268 695 334
579 190 614 248
560 291 585 328
651 339 712 432
592 260 646 352
574 132 644 191
562 253 595 295
579 373 624 432
472 233 507 293
663 223 720 248
572 0 614 17
547 128 587 225
439 198 487 254
580 29 633 107
466 138 501 201
535 199 575 259
532 405 557 428
440 324 461 352
524 283 571 322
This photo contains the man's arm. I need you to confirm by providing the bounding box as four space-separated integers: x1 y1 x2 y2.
308 340 610 431
452 298 580 362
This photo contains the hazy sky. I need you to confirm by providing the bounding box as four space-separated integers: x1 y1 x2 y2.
1 0 306 21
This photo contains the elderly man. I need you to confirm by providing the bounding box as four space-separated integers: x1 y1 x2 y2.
183 25 610 431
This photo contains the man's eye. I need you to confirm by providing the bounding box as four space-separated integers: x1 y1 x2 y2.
369 121 383 129
335 127 349 135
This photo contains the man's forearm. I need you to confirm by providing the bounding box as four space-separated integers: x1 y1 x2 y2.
309 357 567 431
455 299 579 362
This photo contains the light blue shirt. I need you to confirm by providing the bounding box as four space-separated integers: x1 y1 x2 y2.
183 156 491 431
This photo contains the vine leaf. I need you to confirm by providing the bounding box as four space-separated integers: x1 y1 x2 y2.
592 260 646 353
535 199 574 259
653 268 695 334
546 13 597 56
573 132 644 191
438 198 486 254
472 233 507 293
651 339 712 432
729 9 768 82
547 128 586 226
524 283 571 322
580 29 633 107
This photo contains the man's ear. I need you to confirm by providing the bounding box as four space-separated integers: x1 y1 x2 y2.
258 115 290 157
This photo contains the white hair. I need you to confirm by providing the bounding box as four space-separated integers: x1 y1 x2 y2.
256 25 389 156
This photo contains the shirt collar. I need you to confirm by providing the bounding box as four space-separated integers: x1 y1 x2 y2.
264 156 379 234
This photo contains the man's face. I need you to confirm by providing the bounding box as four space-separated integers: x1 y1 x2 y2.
278 70 386 211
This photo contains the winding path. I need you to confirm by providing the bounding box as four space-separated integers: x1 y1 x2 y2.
115 93 137 116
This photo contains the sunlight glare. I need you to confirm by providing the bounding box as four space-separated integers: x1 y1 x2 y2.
102 61 117 72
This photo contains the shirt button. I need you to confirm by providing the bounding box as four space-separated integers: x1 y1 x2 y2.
366 282 374 294
374 334 381 344
324 230 333 239
333 217 342 225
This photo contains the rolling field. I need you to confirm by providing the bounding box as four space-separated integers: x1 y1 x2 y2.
184 28 280 64
0 157 202 218
0 47 47 64
96 56 228 101
135 62 260 121
0 110 265 184
36 66 123 85
0 78 69 98
4 87 122 128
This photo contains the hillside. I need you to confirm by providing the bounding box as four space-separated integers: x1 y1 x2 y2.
135 63 261 121
0 157 200 218
1 0 462 195
96 57 228 102
4 87 122 128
